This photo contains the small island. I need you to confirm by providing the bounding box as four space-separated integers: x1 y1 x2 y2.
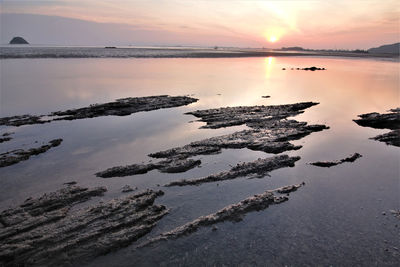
9 36 29 44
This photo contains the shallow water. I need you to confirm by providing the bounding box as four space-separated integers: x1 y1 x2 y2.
0 56 399 266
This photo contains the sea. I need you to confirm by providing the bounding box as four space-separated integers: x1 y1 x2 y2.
0 46 399 266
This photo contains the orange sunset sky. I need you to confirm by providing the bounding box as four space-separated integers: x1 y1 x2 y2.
1 0 399 49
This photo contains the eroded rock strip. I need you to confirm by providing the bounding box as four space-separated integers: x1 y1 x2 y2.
0 95 198 127
165 155 300 187
0 139 63 168
96 103 328 178
354 108 400 147
309 153 362 167
0 188 168 266
0 186 106 235
186 102 319 129
150 121 327 159
139 184 303 248
0 132 13 144
371 130 400 147
96 158 201 178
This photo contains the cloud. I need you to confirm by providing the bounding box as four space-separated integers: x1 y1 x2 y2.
1 0 399 48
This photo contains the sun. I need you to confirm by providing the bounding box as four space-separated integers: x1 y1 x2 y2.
268 36 278 43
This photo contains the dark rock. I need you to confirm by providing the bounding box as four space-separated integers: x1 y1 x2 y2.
389 209 400 219
0 139 63 168
261 95 270 98
121 185 135 193
139 184 303 247
371 130 400 147
0 185 106 228
301 66 325 71
0 187 167 266
185 102 319 129
309 153 362 167
97 102 328 179
276 183 303 194
0 95 198 127
354 108 400 146
63 181 77 186
354 109 400 130
9 37 29 44
96 158 201 178
150 120 327 159
0 137 12 144
165 155 300 187
0 114 48 127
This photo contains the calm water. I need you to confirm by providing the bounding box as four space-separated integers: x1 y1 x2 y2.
0 56 399 266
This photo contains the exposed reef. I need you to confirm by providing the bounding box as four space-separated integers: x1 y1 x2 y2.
0 139 62 168
0 114 46 127
354 108 400 130
165 155 300 187
302 66 326 71
97 102 328 178
0 132 13 143
309 153 362 167
0 186 167 266
371 130 400 147
0 95 198 127
283 66 326 71
354 108 400 147
185 102 319 129
149 120 327 159
139 184 303 247
96 158 201 178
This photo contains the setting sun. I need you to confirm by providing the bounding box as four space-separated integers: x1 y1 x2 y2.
268 36 278 42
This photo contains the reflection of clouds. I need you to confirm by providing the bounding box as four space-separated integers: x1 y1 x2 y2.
65 89 96 101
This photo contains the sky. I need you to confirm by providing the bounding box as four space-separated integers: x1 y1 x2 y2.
1 0 399 49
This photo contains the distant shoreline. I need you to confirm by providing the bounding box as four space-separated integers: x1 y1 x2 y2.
0 46 398 59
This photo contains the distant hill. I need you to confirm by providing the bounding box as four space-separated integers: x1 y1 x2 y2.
280 46 305 51
368 43 399 54
9 36 29 44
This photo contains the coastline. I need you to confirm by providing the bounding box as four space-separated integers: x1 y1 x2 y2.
0 46 398 59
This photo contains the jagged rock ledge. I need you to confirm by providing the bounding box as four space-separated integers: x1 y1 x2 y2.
165 155 300 186
309 153 362 167
185 102 319 129
0 186 168 266
96 158 201 178
138 183 303 248
354 108 400 130
0 139 62 168
354 108 400 147
0 95 198 127
0 132 13 143
149 121 327 159
371 130 400 147
96 102 328 178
